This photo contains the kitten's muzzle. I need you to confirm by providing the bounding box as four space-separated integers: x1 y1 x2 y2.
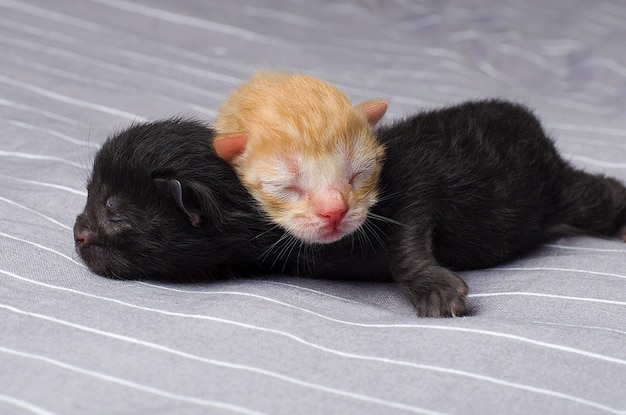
74 227 98 248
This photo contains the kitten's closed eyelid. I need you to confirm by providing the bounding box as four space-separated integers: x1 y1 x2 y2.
260 180 303 199
349 171 368 186
284 185 304 196
106 213 127 223
104 196 128 222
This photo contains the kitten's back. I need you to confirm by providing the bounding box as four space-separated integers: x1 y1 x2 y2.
375 100 587 269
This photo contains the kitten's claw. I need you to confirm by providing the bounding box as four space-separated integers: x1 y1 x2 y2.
399 267 469 318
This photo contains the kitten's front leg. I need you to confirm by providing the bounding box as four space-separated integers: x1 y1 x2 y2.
389 227 468 317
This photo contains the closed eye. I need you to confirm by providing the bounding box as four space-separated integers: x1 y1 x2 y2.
106 213 127 223
283 186 304 197
105 196 128 223
349 171 366 187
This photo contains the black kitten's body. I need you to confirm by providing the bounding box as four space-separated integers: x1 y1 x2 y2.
74 100 626 317
369 101 626 314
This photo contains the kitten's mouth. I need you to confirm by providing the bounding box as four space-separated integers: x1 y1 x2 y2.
288 215 365 244
315 221 362 244
317 229 346 243
290 225 349 244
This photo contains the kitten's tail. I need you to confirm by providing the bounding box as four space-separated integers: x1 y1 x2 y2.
552 168 626 240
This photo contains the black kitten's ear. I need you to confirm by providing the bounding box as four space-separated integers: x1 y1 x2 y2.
153 179 203 227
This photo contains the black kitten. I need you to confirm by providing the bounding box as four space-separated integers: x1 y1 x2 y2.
73 119 270 280
74 101 626 317
373 100 626 315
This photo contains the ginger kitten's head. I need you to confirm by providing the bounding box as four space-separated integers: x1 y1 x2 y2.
214 72 386 244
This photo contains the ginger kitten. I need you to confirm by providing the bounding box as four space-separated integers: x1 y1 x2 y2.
213 72 387 244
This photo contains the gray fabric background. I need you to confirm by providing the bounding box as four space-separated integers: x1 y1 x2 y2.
1 1 625 414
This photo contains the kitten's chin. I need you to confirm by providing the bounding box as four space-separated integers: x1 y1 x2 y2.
288 220 362 244
314 229 348 244
77 244 112 277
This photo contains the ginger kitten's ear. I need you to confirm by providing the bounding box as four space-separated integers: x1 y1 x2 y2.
213 134 247 162
357 100 388 125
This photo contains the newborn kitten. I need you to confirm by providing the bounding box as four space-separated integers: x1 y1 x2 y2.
213 72 387 244
74 119 296 283
74 101 626 317
371 100 626 315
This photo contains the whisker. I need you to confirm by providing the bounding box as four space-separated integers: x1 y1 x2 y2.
302 242 319 275
363 222 381 248
280 236 300 273
358 223 376 254
259 231 289 262
350 231 356 256
305 243 316 275
363 220 388 252
375 191 401 203
272 234 297 270
296 240 304 276
251 223 280 241
367 212 407 228
355 227 368 260
289 239 304 274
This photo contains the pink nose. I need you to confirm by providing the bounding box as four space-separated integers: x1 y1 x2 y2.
319 206 347 226
314 188 348 227
74 228 97 247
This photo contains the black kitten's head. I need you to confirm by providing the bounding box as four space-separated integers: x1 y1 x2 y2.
74 118 266 280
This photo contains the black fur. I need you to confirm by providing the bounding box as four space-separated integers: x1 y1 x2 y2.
74 101 626 317
73 119 270 280
373 100 626 316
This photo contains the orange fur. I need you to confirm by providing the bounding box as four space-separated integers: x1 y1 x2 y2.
214 72 386 244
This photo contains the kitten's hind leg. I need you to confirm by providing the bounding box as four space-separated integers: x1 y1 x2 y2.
556 169 626 240
389 228 468 317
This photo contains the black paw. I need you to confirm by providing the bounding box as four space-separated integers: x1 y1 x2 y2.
399 267 469 318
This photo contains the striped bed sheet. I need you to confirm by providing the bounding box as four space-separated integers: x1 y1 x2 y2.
1 1 624 414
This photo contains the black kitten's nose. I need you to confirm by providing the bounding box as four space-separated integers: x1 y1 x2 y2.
74 228 97 247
